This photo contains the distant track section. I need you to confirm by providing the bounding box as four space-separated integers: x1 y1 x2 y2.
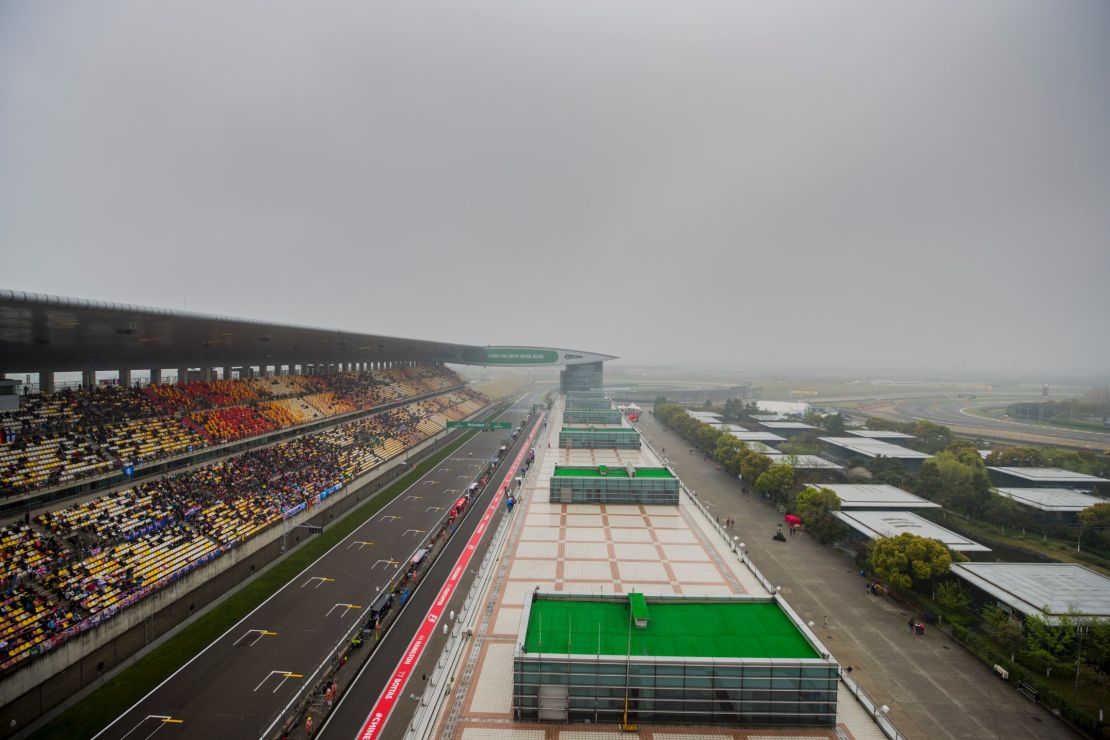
353 413 544 740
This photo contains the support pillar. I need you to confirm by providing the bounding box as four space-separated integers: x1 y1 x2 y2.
82 369 96 389
177 368 189 385
119 369 132 388
149 369 161 386
38 372 54 394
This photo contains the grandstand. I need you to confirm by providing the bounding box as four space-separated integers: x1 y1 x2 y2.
0 290 616 732
1 381 486 678
1 368 476 499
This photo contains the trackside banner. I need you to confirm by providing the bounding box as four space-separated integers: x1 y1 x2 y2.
355 413 544 740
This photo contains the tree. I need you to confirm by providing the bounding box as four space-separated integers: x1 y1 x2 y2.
1025 612 1075 678
723 398 758 422
983 493 1030 531
911 420 953 454
986 446 1044 467
935 580 971 613
738 451 772 487
983 604 1024 659
911 460 943 501
868 456 906 486
1079 502 1110 552
846 466 872 482
917 451 992 515
755 463 796 506
714 435 743 468
695 424 722 454
1042 448 1104 476
1079 502 1110 530
794 486 842 543
822 413 846 435
869 532 952 592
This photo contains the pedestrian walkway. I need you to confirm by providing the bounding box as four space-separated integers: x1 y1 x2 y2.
637 412 1079 740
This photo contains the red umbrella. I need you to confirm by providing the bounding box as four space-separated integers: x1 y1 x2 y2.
784 514 802 526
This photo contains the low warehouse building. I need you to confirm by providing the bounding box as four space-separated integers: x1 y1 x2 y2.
834 510 990 553
994 487 1106 525
818 437 932 472
819 484 941 510
758 421 818 438
950 562 1110 624
987 467 1109 492
845 430 918 443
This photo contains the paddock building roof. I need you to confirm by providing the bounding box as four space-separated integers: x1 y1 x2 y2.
950 562 1110 621
834 510 990 552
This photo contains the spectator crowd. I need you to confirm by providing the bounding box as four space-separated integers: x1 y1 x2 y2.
1 366 467 496
0 369 485 674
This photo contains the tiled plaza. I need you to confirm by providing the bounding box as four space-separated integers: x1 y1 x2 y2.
431 399 885 740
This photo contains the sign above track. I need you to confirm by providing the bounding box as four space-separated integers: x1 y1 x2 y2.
446 421 513 429
459 346 616 366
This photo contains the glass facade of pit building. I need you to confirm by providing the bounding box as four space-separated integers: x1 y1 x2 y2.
563 409 623 425
566 390 606 399
564 396 614 411
559 427 641 449
513 594 838 727
561 361 604 393
550 466 679 505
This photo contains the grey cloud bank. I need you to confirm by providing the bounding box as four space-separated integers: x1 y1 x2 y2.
1 0 1108 376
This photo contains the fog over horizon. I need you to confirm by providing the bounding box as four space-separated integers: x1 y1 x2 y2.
2 1 1108 378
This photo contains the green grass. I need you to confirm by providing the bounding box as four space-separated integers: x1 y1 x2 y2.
37 403 509 740
523 599 817 659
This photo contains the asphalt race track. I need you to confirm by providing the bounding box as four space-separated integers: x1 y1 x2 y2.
317 405 542 740
94 394 539 740
849 396 1110 451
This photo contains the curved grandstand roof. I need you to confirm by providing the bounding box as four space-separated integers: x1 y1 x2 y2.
0 290 616 372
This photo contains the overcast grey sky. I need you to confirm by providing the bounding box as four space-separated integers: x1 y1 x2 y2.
2 0 1108 377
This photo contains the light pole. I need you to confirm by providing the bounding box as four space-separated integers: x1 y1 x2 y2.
1074 622 1089 705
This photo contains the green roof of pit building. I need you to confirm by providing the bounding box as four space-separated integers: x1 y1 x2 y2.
552 465 674 479
523 596 818 659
